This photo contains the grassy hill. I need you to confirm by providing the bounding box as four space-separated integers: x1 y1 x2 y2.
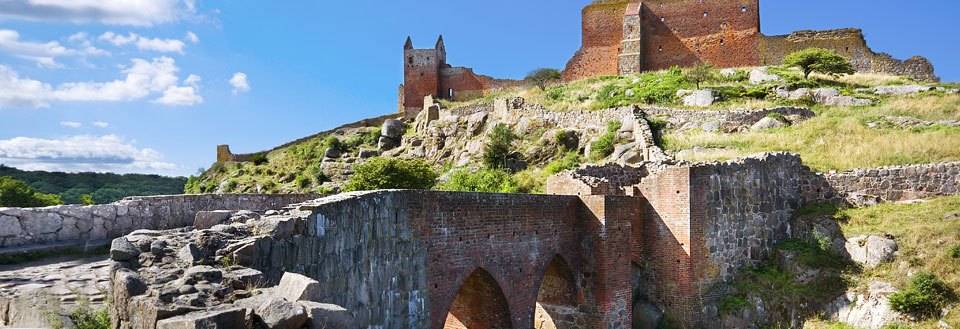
0 165 187 205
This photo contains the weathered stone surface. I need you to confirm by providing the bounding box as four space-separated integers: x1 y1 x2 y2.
194 211 234 230
156 308 247 329
381 119 405 138
845 235 899 268
357 148 379 158
256 298 307 329
827 281 904 329
23 212 61 235
720 68 737 77
0 215 22 237
299 301 355 329
110 237 140 261
873 84 933 95
751 117 787 131
184 266 223 283
677 89 715 107
323 147 341 159
749 68 781 84
633 302 664 329
178 243 202 266
277 272 321 302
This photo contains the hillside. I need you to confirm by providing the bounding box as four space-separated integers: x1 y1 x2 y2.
187 65 960 195
0 165 187 205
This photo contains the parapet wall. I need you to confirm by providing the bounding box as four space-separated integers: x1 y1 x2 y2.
807 162 960 204
760 29 939 82
0 194 317 249
642 106 816 132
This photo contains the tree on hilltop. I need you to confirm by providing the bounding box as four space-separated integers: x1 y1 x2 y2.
782 48 856 79
684 63 717 89
526 68 562 91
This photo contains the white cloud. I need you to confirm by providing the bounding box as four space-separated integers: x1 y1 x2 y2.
66 32 88 43
185 31 199 43
60 121 82 128
0 65 52 108
0 57 203 109
0 135 178 173
98 32 185 54
0 0 198 27
230 72 249 95
92 121 109 128
0 29 106 67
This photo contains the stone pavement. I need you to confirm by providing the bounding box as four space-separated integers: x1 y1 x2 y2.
0 255 110 308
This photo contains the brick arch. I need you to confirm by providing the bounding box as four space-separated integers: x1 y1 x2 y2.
444 267 513 329
533 255 580 329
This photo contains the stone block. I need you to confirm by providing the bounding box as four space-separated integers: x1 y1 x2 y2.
277 272 321 302
156 308 247 329
0 215 22 237
194 210 234 230
255 298 307 329
110 237 140 261
299 301 356 329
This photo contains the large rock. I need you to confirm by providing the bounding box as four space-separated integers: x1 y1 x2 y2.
156 308 247 329
678 89 715 107
299 301 356 329
0 215 22 237
873 85 933 95
751 117 787 131
184 265 224 284
256 298 308 329
749 68 781 84
110 237 141 261
827 281 904 329
381 119 406 139
277 272 321 302
845 235 899 268
194 210 234 230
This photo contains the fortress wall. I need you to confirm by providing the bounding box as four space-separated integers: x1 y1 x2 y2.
760 29 939 82
0 194 317 249
803 162 960 205
563 1 631 81
642 106 816 132
439 67 486 102
640 0 761 71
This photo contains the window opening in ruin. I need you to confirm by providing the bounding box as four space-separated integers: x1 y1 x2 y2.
408 57 413 64
720 39 725 46
660 16 665 22
448 88 454 98
658 46 663 52
721 22 728 29
703 12 708 17
741 6 747 13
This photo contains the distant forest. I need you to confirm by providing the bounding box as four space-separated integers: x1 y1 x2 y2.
0 165 187 205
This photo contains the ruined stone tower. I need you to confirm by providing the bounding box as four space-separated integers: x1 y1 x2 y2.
401 36 446 116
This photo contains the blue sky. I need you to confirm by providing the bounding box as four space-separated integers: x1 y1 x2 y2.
0 0 955 177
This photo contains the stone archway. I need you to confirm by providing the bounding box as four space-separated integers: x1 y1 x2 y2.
444 268 513 329
534 255 580 329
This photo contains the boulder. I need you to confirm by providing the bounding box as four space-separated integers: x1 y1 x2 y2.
414 104 440 134
194 210 234 230
749 68 781 84
701 121 721 132
751 117 787 131
358 148 379 158
845 235 899 268
256 298 308 329
324 147 341 159
0 215 22 237
300 301 356 329
381 119 406 139
680 89 715 107
873 85 933 95
110 237 140 261
465 111 488 136
277 272 321 302
178 243 202 266
827 281 904 329
184 266 224 284
720 68 738 77
156 308 247 329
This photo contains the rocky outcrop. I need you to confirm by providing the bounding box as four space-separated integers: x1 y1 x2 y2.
845 235 899 269
826 281 905 329
776 87 873 106
873 84 935 95
677 89 716 107
749 68 782 84
751 117 788 131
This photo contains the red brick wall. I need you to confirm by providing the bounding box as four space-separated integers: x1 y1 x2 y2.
641 0 760 71
563 1 631 81
439 67 486 102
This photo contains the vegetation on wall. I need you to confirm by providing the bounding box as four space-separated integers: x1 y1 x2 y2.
343 158 437 192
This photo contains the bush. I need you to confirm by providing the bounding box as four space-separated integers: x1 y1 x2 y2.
554 130 578 152
436 169 519 193
545 152 581 175
251 153 269 166
949 245 960 259
766 112 788 123
0 176 62 207
322 136 344 153
889 272 956 319
344 158 437 192
594 67 693 109
684 63 717 89
79 194 95 206
590 121 622 160
295 174 312 189
483 124 517 170
69 298 110 329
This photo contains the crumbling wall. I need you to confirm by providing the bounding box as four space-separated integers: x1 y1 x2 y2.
642 106 815 132
563 0 631 81
640 0 761 71
802 162 960 204
439 67 486 102
0 194 316 249
760 29 939 82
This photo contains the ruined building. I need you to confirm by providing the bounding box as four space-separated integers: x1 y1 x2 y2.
399 0 937 114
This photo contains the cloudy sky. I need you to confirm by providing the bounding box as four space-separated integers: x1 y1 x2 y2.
0 0 955 176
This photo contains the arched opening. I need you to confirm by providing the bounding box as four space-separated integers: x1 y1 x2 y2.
534 255 579 329
445 268 513 329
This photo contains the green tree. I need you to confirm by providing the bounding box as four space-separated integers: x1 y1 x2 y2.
343 158 437 192
0 176 62 207
435 169 519 193
684 63 717 89
482 124 517 170
526 68 562 91
251 153 269 166
79 194 95 206
889 272 956 319
782 48 856 79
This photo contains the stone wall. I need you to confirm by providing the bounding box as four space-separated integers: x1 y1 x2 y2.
804 162 960 204
642 106 815 133
0 194 316 249
760 29 939 82
563 0 631 81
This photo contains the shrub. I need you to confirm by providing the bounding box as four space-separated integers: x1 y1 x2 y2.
554 130 578 152
949 245 960 259
251 153 269 165
69 297 110 329
295 174 312 189
782 48 856 79
322 136 344 153
545 152 581 175
684 63 717 89
889 272 956 319
766 112 788 123
591 121 622 160
546 87 565 101
744 86 771 99
594 68 692 108
344 158 437 192
0 176 62 207
436 169 519 193
224 179 239 192
79 194 95 206
483 124 517 170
